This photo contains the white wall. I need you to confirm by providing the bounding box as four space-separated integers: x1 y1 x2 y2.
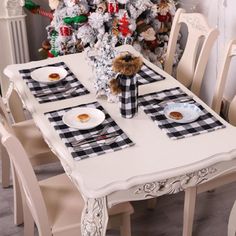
181 0 236 105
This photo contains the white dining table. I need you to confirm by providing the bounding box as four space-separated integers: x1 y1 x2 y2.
4 45 236 236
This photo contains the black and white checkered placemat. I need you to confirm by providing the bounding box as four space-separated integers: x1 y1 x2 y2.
137 63 165 85
45 102 134 160
138 87 226 140
19 62 90 104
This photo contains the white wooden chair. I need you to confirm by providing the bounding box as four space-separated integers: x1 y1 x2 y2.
0 119 134 236
228 200 236 236
211 39 236 124
147 8 219 212
0 95 59 225
164 8 219 96
183 39 236 236
7 88 29 123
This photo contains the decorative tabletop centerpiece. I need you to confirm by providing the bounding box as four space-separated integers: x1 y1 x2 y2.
111 52 143 118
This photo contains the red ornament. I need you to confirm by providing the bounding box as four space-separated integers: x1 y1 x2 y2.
118 13 131 37
59 25 72 36
107 1 119 14
47 51 55 58
157 12 172 22
145 39 159 51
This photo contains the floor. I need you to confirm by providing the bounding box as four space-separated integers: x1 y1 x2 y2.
0 161 235 236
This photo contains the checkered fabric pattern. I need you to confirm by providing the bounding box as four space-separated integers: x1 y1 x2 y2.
45 102 134 161
118 74 138 118
19 62 89 104
138 87 226 140
137 63 165 85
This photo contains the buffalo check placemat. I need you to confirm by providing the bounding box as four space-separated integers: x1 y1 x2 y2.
19 62 89 104
137 63 165 85
45 102 134 161
138 87 226 140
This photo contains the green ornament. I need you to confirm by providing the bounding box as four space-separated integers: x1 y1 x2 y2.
24 0 40 11
63 15 88 25
51 49 59 57
51 30 58 37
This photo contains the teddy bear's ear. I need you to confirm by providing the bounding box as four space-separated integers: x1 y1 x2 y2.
109 78 121 95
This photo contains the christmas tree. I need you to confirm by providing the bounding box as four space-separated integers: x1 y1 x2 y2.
24 0 181 101
87 33 118 101
24 0 180 67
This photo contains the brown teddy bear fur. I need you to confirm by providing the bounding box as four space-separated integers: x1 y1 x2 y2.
112 52 143 76
110 52 143 95
109 78 121 95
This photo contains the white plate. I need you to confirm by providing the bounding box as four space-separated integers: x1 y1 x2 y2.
31 66 68 84
62 108 105 130
163 103 202 123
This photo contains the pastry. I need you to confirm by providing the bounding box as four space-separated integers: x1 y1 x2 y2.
169 111 183 120
48 73 60 81
77 113 90 123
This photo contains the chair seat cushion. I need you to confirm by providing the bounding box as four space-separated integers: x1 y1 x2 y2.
39 174 133 235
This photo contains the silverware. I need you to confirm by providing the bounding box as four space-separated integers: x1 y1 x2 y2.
153 96 194 107
35 83 70 96
72 132 119 147
73 136 118 150
35 83 74 97
71 125 110 146
64 86 78 96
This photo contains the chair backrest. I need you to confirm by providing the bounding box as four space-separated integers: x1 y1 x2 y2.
164 8 219 96
211 39 236 125
228 93 236 125
0 96 14 133
0 120 51 235
8 89 27 123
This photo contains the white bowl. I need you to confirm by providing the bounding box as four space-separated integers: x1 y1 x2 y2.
164 103 202 123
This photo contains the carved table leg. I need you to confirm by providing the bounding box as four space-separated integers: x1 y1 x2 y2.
81 197 108 236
